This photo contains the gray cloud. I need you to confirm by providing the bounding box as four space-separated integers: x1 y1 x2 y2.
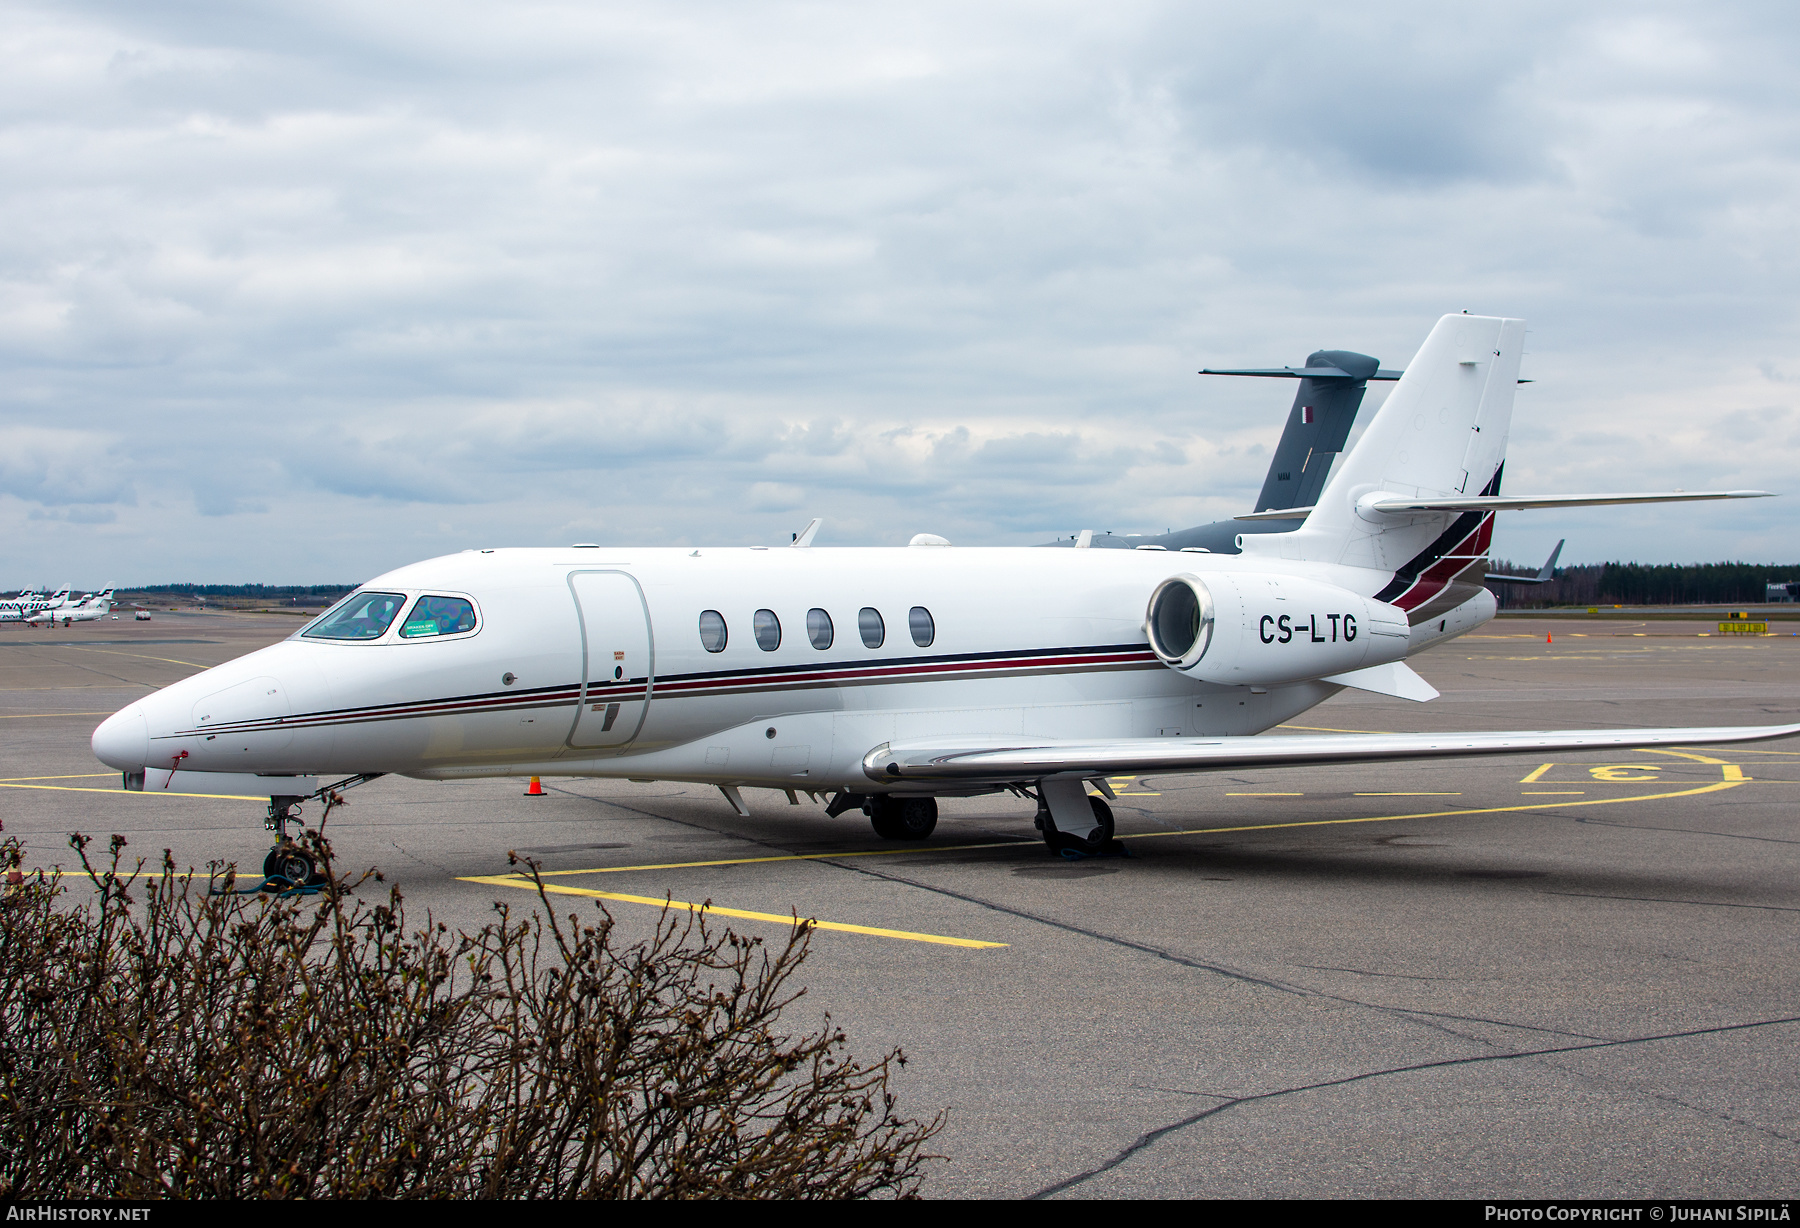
2 0 1798 582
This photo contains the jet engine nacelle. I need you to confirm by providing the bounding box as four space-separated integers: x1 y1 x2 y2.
1145 571 1411 686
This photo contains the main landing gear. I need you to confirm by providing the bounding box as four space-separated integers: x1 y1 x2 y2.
868 794 938 841
1033 778 1121 858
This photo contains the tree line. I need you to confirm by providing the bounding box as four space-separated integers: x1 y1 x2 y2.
129 583 359 597
1488 561 1800 608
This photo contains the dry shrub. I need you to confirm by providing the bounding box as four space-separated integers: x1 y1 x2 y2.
0 832 940 1198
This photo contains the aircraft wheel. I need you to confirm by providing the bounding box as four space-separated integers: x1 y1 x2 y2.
263 845 318 886
1039 795 1115 855
870 795 937 841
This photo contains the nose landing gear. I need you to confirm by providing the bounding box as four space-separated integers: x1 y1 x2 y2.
263 795 320 886
258 774 384 888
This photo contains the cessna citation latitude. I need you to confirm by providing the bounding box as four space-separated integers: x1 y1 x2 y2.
92 314 1796 881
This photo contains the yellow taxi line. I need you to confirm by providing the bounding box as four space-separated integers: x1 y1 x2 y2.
1119 777 1747 840
507 770 1748 881
0 782 263 800
60 646 211 669
457 876 1007 949
0 772 117 782
523 839 1036 877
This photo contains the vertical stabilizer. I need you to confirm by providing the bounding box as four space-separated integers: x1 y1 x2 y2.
1244 314 1526 619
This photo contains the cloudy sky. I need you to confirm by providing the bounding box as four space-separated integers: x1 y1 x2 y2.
4 0 1799 585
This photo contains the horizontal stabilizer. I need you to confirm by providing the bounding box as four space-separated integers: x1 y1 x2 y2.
1487 539 1564 585
1201 366 1406 381
1320 661 1440 702
863 722 1800 784
1366 491 1771 514
1236 506 1314 521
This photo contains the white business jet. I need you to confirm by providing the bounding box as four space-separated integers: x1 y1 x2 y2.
92 315 1794 881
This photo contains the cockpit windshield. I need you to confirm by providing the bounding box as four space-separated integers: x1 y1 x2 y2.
302 591 407 640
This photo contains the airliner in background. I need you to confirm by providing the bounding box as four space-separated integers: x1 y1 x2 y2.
90 314 1792 882
26 589 115 626
0 589 71 623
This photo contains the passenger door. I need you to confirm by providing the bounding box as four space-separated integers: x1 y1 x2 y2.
567 571 654 748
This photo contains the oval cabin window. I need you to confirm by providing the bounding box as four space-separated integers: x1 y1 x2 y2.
858 607 884 649
698 610 728 653
753 609 781 651
909 606 935 648
806 608 833 650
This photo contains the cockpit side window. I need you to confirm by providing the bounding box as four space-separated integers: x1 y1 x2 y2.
399 595 478 638
302 591 408 640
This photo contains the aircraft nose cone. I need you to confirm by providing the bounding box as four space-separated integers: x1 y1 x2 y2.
92 707 149 770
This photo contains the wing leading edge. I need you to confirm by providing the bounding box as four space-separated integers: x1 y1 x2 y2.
863 723 1800 784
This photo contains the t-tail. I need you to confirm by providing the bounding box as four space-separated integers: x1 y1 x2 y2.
1239 314 1523 623
1239 312 1771 624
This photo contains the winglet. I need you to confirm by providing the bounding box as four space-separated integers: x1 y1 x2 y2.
790 518 822 547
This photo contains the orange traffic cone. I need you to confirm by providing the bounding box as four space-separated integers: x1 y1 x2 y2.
1546 632 1553 644
525 776 544 796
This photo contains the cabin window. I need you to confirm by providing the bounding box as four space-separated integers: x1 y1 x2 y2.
858 607 884 649
399 595 477 638
909 606 935 648
753 609 781 651
303 591 407 640
698 610 728 653
806 608 833 650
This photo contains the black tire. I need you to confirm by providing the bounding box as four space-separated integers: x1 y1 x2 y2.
263 845 317 885
869 795 937 841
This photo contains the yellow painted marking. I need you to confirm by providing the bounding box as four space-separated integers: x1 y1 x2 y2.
1522 791 1585 795
1278 724 1397 735
1520 763 1555 784
0 783 262 800
1108 776 1161 796
458 876 1006 949
1639 748 1734 766
0 712 113 719
0 773 117 782
1590 765 1662 782
1354 792 1462 796
1227 791 1303 797
1712 747 1800 756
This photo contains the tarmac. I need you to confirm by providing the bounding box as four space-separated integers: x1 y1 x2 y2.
3 611 1797 1198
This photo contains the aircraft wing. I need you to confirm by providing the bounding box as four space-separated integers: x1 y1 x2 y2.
863 723 1800 784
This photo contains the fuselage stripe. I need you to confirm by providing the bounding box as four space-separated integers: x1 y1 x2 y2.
166 644 1161 738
